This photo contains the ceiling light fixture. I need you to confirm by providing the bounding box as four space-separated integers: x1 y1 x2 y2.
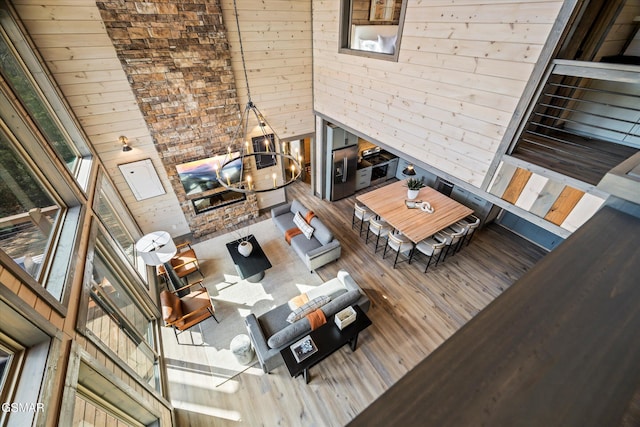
216 0 301 194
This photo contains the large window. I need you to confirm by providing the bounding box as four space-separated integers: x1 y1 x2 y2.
0 131 61 281
0 3 93 189
339 0 406 60
83 229 160 391
94 171 147 280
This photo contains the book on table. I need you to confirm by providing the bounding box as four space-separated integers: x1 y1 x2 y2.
290 335 318 362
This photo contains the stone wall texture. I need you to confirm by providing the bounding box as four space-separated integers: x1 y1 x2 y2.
97 0 258 238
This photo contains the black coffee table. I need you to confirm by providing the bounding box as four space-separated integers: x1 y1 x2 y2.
281 305 372 383
225 234 272 282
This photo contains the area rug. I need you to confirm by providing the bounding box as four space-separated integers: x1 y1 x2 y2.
164 218 325 388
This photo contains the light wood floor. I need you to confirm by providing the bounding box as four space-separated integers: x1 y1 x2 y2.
173 180 547 426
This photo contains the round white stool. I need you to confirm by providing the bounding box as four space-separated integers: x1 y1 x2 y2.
230 334 254 365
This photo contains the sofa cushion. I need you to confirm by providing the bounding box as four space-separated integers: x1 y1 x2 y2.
287 277 347 310
310 217 334 245
290 200 309 217
321 289 362 318
257 303 292 340
293 211 314 239
286 295 331 323
290 234 322 260
273 211 296 234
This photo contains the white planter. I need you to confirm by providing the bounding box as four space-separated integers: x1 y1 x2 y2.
407 189 420 200
238 241 253 257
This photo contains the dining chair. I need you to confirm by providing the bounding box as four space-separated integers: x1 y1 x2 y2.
366 217 392 252
160 280 219 344
414 235 447 273
383 232 414 269
352 203 374 237
459 215 480 249
436 228 465 263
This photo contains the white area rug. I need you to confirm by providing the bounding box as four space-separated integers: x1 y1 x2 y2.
163 219 324 388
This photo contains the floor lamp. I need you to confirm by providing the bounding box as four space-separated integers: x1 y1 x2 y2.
136 231 186 296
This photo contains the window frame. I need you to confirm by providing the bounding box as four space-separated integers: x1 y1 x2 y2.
338 0 407 62
0 2 94 191
0 97 84 311
94 169 148 283
77 219 163 394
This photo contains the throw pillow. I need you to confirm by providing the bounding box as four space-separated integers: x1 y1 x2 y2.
286 295 330 323
359 38 379 52
293 211 314 239
377 34 397 54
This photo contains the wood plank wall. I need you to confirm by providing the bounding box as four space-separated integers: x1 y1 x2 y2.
220 0 315 140
12 0 190 236
489 160 607 232
312 0 564 187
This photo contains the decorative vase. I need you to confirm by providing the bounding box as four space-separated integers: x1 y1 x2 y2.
238 240 253 257
407 189 420 200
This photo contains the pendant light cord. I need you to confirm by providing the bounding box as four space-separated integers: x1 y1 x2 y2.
232 0 252 103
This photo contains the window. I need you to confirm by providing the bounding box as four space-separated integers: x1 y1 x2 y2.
0 122 82 303
339 0 407 60
0 337 23 408
94 171 147 280
0 131 61 281
83 229 160 391
0 2 93 189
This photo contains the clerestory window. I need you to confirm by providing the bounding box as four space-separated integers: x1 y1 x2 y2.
339 0 407 60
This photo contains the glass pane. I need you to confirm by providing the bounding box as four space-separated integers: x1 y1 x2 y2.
86 245 156 387
0 345 12 395
95 190 136 267
0 131 60 280
347 0 402 54
0 33 79 172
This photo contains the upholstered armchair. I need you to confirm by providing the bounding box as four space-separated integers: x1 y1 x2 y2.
160 280 218 342
158 242 204 285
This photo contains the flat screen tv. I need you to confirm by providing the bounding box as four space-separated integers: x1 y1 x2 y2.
176 152 242 196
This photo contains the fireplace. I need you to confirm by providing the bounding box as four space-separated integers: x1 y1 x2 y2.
192 190 247 215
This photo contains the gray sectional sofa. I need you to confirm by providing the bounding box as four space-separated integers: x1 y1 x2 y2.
271 200 341 271
245 270 370 373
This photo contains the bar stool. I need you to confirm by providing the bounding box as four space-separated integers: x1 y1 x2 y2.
366 217 392 252
383 232 414 269
352 203 374 237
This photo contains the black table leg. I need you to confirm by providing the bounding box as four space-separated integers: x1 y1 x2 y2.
349 333 360 351
303 368 310 384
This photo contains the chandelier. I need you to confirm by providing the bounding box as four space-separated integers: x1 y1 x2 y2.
216 0 302 194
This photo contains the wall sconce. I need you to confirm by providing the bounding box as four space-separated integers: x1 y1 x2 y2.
120 135 132 152
402 164 416 176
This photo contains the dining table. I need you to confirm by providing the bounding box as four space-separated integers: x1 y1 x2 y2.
356 180 474 243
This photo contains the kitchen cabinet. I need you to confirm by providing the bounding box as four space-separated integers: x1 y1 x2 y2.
356 166 372 190
386 158 398 180
450 185 499 226
327 124 357 151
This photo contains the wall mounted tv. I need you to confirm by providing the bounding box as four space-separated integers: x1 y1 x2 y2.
175 152 242 196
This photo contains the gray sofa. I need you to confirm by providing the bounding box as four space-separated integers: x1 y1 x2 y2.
271 200 341 271
245 270 370 373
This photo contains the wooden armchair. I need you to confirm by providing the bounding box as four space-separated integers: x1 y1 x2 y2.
160 280 218 342
158 242 204 285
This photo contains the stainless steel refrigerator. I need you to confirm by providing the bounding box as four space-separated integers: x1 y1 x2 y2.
330 145 358 201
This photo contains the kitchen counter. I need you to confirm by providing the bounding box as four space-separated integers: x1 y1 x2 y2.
357 159 372 170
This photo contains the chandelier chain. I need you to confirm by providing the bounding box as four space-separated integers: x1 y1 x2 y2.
232 0 252 103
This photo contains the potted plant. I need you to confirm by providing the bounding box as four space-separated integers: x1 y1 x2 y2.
404 177 425 200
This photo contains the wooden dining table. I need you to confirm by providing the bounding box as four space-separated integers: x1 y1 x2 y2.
356 180 474 243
